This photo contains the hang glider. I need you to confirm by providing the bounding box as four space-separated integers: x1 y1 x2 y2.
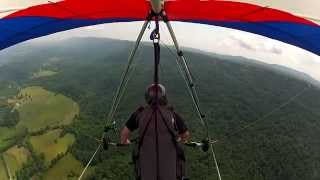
0 0 319 55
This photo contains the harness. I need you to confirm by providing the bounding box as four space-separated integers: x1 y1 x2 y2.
132 106 186 180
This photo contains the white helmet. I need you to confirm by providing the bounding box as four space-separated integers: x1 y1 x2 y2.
145 84 167 105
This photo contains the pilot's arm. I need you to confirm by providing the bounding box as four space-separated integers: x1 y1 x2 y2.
120 107 142 144
120 127 131 145
173 112 191 143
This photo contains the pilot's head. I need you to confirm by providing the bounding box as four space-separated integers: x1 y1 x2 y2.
145 84 168 105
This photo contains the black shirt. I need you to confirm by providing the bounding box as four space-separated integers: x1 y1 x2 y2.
125 106 188 134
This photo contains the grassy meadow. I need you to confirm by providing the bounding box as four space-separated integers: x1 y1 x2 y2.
31 70 58 79
0 127 16 150
12 86 79 132
43 153 84 180
1 38 320 179
0 84 80 179
3 146 30 179
29 129 75 165
0 127 24 152
0 82 18 99
0 157 8 180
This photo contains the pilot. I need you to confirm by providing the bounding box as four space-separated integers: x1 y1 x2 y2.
121 83 190 180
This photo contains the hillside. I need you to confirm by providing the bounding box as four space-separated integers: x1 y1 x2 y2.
0 37 320 180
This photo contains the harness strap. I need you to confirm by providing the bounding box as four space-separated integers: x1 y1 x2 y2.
158 108 186 178
133 107 186 179
158 108 178 142
133 109 156 179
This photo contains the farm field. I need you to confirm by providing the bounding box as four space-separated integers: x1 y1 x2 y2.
43 153 84 180
0 82 18 99
3 146 30 179
0 157 8 180
1 37 320 179
0 127 23 152
32 70 58 79
13 86 79 132
0 85 81 179
29 129 75 165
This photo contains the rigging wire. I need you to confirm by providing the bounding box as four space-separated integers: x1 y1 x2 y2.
104 19 150 128
0 2 316 180
161 40 223 180
0 0 317 57
159 23 222 180
77 41 141 180
10 1 313 179
108 62 139 127
159 15 313 149
295 99 320 118
214 85 310 144
159 22 207 128
77 20 149 180
69 128 102 143
210 143 222 180
78 144 102 180
157 28 185 81
160 27 311 179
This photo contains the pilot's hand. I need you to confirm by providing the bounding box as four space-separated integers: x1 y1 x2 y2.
121 139 131 145
179 130 191 143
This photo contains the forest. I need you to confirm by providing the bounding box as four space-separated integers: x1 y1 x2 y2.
0 38 319 180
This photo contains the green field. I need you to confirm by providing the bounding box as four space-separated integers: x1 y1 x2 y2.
1 37 320 179
32 70 58 79
3 146 30 179
0 86 80 178
29 129 75 165
43 153 84 180
0 127 24 152
14 86 79 132
0 82 18 99
0 157 8 180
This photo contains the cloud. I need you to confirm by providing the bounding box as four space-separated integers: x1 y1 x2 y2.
270 46 282 54
230 36 256 51
229 35 283 55
1 21 319 81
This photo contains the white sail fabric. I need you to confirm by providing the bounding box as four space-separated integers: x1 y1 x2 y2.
0 0 60 18
2 0 319 22
228 0 320 23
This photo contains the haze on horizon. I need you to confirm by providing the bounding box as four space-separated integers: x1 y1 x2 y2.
1 0 320 81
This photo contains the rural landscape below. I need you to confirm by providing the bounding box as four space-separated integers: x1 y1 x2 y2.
0 38 319 180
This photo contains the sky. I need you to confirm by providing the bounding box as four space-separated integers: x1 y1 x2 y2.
1 0 320 81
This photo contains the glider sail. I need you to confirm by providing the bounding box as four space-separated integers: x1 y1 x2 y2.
0 0 320 55
233 0 320 23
